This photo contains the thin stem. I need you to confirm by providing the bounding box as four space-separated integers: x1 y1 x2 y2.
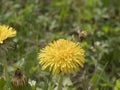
57 74 63 90
3 58 10 90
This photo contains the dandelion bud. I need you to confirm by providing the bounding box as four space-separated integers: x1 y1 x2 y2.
11 68 27 87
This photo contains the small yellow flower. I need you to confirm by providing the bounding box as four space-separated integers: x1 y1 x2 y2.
0 25 16 44
38 39 85 75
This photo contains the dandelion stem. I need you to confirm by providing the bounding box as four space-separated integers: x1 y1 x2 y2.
57 74 63 90
3 58 10 90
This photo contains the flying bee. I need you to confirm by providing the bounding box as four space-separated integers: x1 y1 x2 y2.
79 31 88 41
69 27 88 41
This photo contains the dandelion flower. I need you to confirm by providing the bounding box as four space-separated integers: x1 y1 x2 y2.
38 39 85 75
0 25 16 44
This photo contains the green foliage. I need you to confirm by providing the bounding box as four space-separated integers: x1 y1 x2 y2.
0 0 120 90
0 78 6 89
114 79 120 90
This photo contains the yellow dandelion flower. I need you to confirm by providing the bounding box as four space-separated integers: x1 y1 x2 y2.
0 25 16 44
38 39 85 75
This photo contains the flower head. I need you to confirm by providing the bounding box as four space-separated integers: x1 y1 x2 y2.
38 39 85 75
0 25 16 44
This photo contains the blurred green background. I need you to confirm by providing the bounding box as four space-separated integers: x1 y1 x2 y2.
0 0 120 90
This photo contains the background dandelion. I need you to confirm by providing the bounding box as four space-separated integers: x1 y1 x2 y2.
0 25 16 56
0 25 16 44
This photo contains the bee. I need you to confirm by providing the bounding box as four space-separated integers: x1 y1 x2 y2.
69 27 88 41
79 31 88 41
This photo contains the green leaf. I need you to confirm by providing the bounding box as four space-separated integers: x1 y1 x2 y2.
114 79 120 90
94 88 99 90
0 77 6 89
63 77 73 86
102 26 110 33
90 74 99 84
